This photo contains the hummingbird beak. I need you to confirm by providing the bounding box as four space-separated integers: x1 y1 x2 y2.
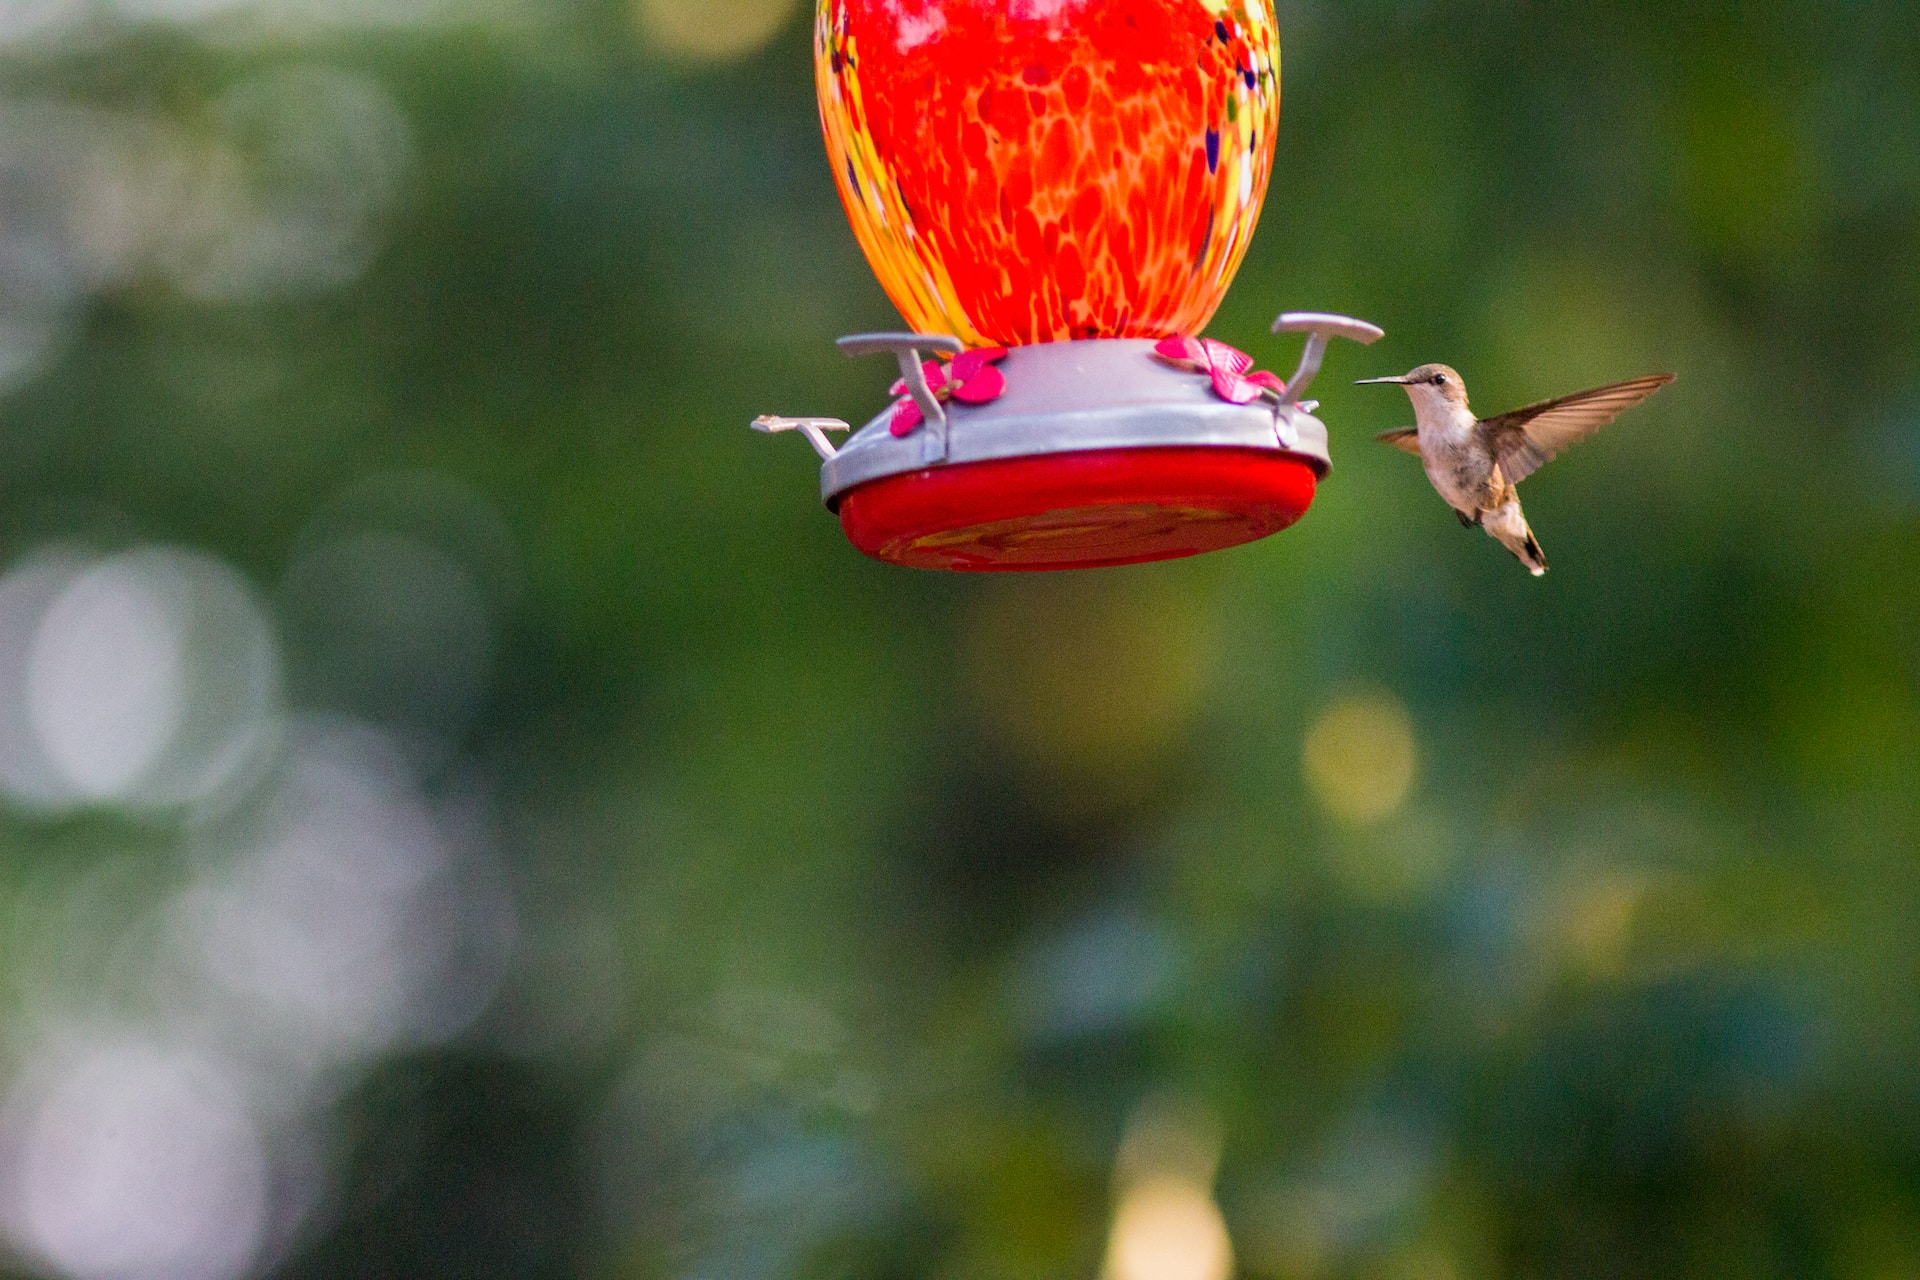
1353 376 1411 386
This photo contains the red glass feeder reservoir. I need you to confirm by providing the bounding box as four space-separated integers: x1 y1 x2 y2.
754 0 1382 572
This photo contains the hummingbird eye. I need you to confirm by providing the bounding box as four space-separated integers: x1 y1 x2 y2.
1432 374 1448 386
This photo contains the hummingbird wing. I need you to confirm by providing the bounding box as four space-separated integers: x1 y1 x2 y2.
1481 373 1676 484
1376 428 1422 455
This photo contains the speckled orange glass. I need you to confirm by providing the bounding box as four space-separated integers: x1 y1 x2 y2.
817 0 1280 349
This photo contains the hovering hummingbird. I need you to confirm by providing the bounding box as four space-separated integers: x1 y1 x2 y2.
1355 365 1675 576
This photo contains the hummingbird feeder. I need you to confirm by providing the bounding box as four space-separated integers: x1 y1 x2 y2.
755 0 1383 572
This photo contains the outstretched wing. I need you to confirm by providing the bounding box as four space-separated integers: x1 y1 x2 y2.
1483 374 1675 485
1376 428 1422 456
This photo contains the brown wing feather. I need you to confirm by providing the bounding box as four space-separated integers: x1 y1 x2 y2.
1484 373 1675 484
1376 427 1422 456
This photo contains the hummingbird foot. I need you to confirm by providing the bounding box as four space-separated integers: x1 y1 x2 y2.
1454 509 1479 529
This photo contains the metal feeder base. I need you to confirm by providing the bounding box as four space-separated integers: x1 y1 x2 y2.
838 445 1319 571
755 315 1382 573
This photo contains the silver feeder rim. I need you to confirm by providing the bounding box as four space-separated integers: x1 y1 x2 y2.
754 312 1384 510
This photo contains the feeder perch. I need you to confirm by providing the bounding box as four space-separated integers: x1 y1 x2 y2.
757 0 1383 571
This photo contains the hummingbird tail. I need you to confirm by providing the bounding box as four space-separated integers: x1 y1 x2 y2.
1520 530 1548 576
1484 500 1548 576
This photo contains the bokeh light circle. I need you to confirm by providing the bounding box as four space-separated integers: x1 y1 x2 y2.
1302 690 1418 827
0 1038 269 1280
1104 1179 1234 1280
636 0 799 60
0 546 279 813
162 65 413 300
27 555 189 800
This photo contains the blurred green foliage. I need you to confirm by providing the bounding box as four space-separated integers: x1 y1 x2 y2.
2 1 1919 1278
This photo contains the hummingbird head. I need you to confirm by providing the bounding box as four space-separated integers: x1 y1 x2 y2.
1356 364 1470 413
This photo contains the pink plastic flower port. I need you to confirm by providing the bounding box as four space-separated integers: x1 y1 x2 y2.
1152 336 1286 405
889 346 1010 436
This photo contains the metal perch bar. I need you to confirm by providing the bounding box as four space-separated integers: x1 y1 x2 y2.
1270 312 1386 408
752 415 851 461
838 332 965 464
834 332 965 359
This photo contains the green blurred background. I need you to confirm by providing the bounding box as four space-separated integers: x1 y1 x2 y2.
0 1 1915 1278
